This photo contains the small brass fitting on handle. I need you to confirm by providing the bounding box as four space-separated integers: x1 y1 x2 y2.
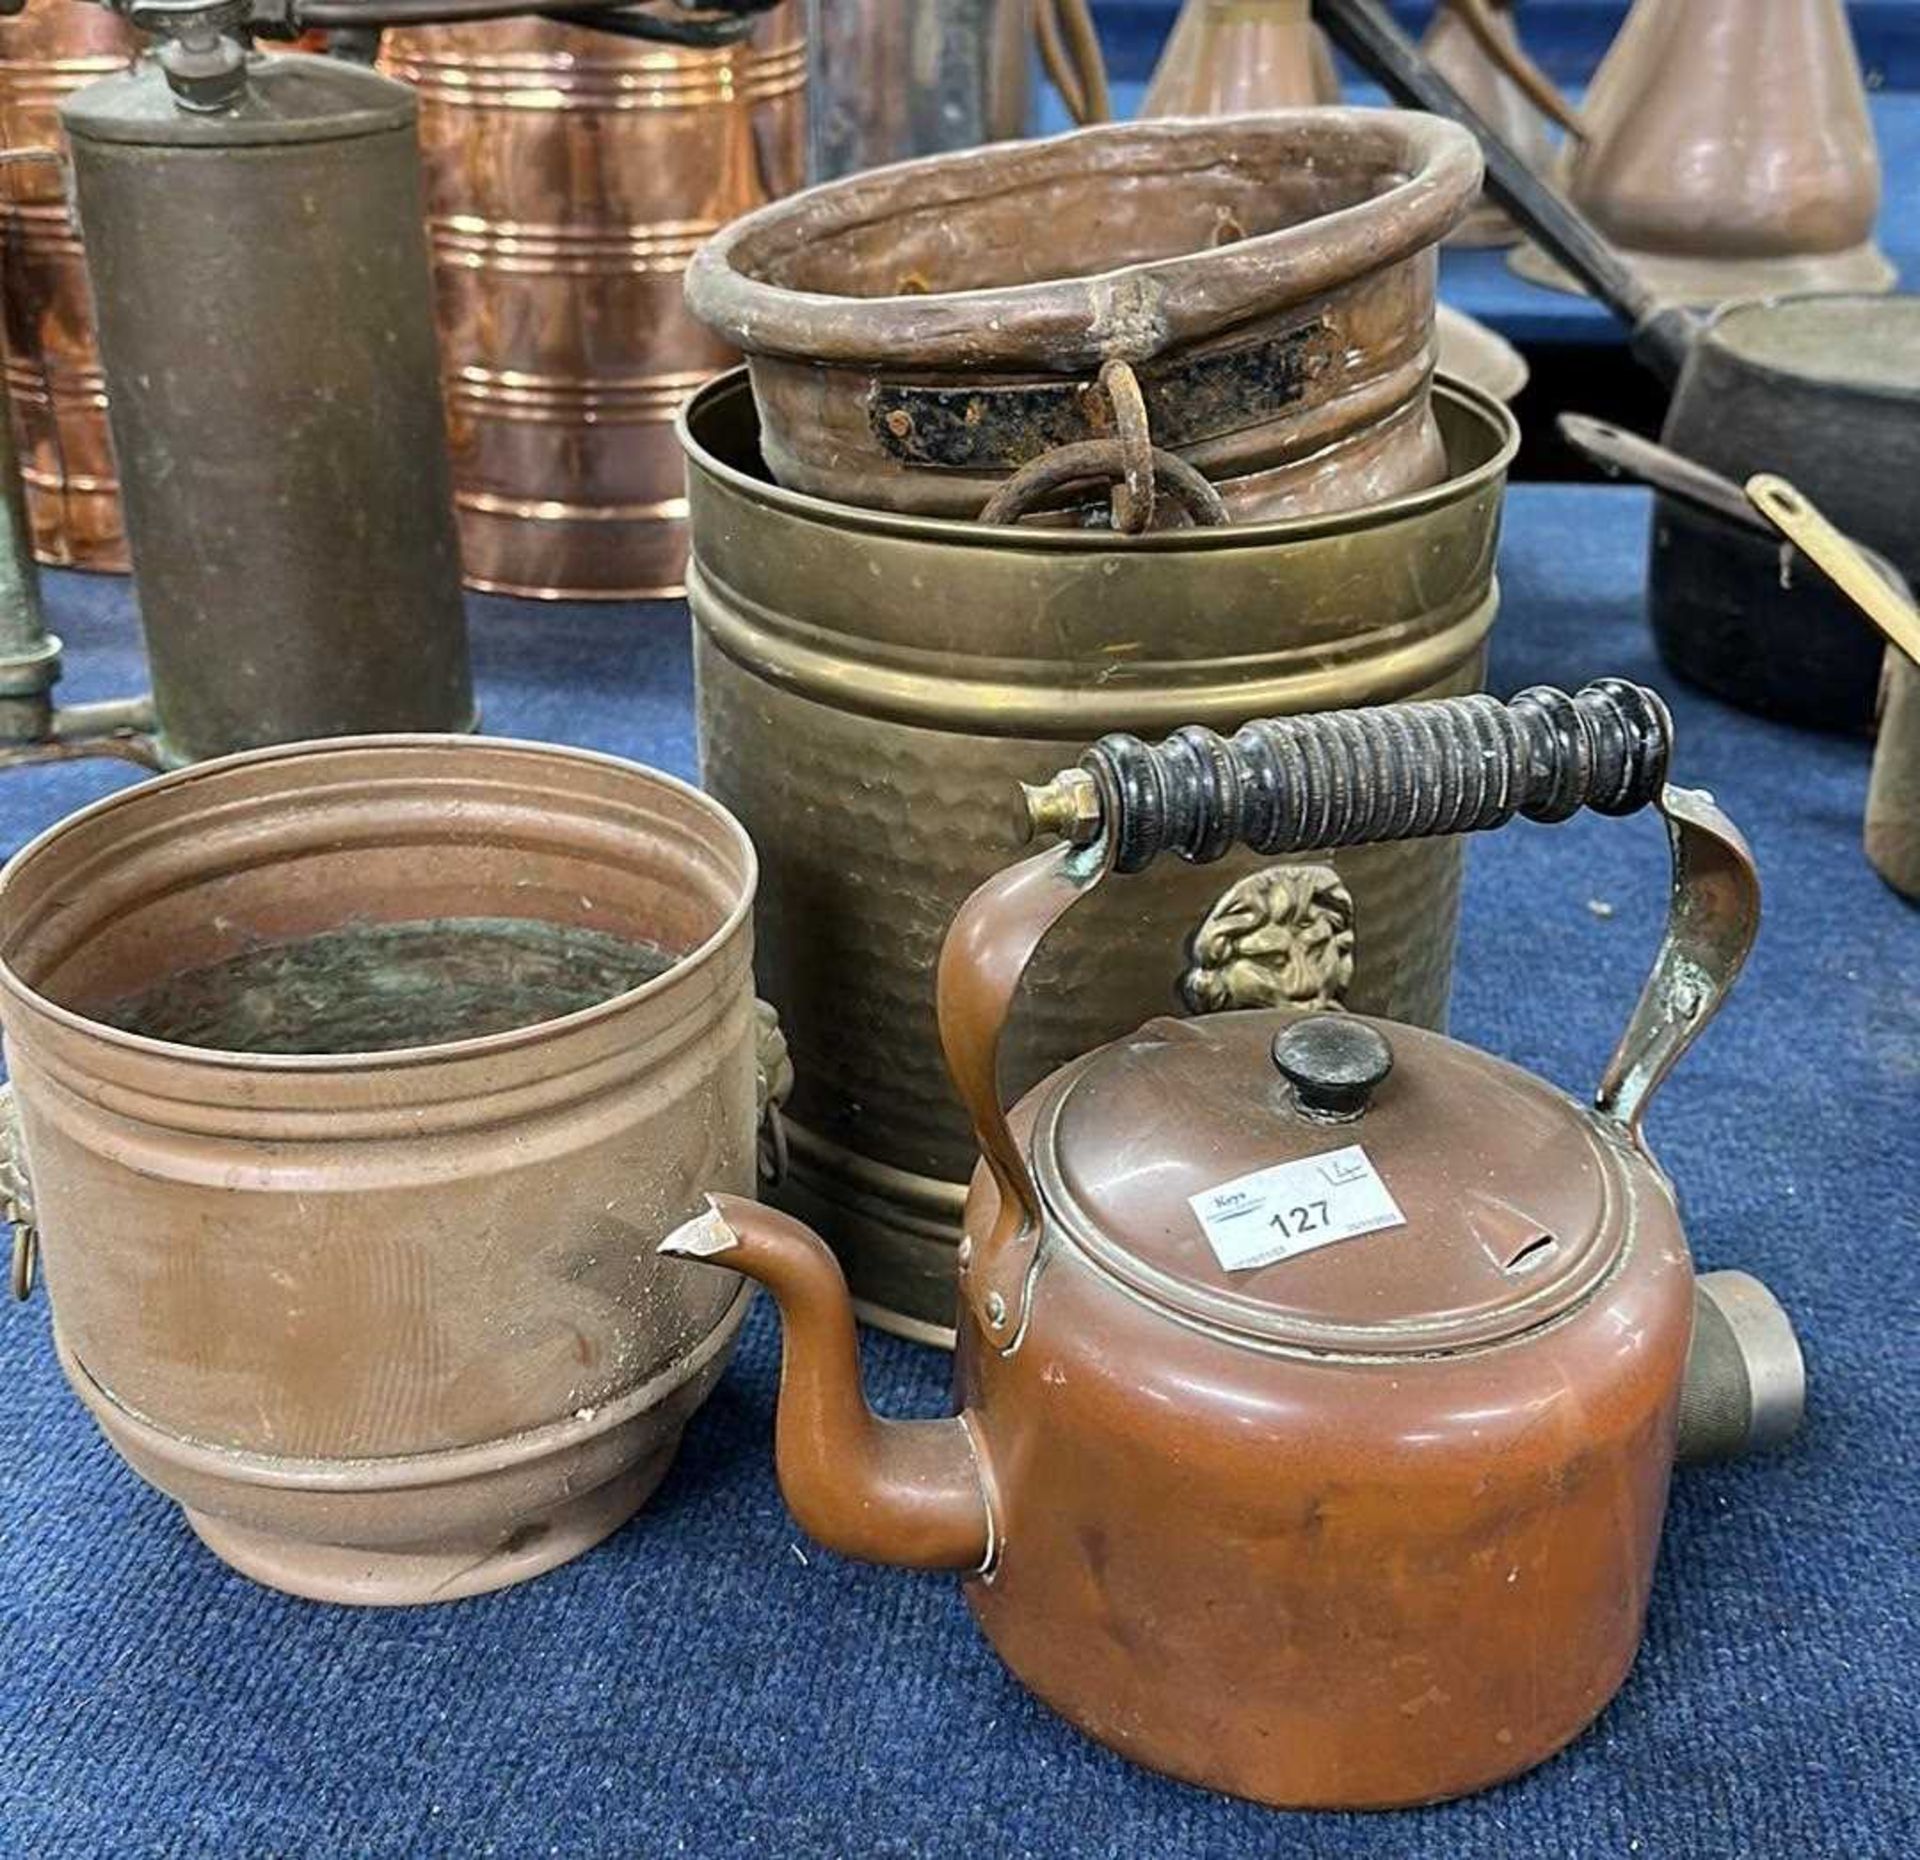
1022 768 1101 845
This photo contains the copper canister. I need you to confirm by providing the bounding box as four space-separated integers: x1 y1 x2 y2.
0 0 134 571
382 7 805 602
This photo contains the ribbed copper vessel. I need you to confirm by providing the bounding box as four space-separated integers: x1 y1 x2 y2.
0 0 134 572
0 736 762 1604
383 8 805 601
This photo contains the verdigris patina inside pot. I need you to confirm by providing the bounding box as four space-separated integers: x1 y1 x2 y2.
0 736 776 1605
684 110 1483 525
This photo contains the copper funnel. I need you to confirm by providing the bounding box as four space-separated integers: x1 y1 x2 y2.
1420 0 1561 248
1141 0 1341 114
381 7 806 602
1509 0 1893 305
0 0 135 572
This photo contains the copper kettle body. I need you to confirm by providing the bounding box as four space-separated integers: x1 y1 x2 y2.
665 682 1805 1810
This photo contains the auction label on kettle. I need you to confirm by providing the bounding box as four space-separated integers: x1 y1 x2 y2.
1189 1145 1406 1273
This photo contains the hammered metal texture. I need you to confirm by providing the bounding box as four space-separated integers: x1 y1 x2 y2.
685 374 1515 1333
0 1 135 571
382 8 805 601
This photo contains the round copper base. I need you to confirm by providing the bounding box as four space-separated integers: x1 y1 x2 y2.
182 1454 666 1606
1509 236 1898 307
54 1283 750 1605
463 573 688 603
1436 307 1528 404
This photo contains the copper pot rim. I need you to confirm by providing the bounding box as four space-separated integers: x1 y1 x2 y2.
684 109 1484 368
0 732 757 1077
1700 290 1920 404
678 368 1520 551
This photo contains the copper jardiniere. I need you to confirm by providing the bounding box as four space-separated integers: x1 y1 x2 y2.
682 370 1517 1340
0 0 135 571
383 6 806 601
0 736 771 1605
684 110 1482 524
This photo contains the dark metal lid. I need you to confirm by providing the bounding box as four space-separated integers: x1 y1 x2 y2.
62 52 415 148
1030 1009 1640 1355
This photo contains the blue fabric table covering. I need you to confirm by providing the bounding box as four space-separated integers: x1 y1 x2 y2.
0 485 1913 1855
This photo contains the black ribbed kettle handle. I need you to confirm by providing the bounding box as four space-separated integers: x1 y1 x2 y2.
945 682 1760 1349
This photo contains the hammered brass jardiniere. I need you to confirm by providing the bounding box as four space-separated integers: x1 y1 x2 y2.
683 110 1482 523
0 736 782 1605
662 680 1804 1810
682 368 1517 1340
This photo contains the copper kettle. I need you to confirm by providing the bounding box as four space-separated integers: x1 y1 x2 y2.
1501 0 1893 304
664 681 1805 1810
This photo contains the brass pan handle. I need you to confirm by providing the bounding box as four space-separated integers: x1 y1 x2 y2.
941 681 1761 1346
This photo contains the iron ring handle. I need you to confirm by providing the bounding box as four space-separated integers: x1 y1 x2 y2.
942 683 1761 1346
977 440 1228 531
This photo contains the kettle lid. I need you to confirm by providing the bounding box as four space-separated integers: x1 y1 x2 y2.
1030 1009 1644 1355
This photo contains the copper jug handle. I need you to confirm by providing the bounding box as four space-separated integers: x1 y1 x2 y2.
1442 0 1588 140
941 680 1760 1345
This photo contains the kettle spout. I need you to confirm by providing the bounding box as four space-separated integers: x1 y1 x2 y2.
660 1195 994 1572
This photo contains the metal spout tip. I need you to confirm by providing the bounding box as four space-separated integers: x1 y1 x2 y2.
658 1200 743 1262
1677 1270 1808 1464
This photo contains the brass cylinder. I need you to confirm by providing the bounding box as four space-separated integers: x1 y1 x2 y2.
62 53 475 765
0 0 135 572
382 7 806 602
0 736 760 1604
682 370 1517 1341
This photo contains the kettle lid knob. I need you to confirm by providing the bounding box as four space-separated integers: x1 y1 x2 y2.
1272 1016 1394 1122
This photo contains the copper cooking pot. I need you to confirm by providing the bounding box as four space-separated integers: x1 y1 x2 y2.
0 736 785 1605
663 679 1804 1809
1132 4 1529 402
683 110 1482 525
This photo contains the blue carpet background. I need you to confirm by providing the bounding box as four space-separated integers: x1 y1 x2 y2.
0 482 1913 1856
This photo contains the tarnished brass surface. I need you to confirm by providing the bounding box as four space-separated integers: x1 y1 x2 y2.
383 8 805 601
805 0 1033 182
682 369 1517 1337
0 0 134 571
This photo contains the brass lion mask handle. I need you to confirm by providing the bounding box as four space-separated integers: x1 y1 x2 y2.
939 681 1761 1347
